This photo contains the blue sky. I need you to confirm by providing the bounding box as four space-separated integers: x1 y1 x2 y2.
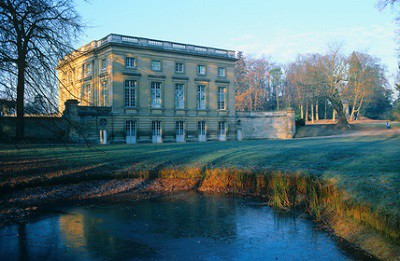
76 0 398 80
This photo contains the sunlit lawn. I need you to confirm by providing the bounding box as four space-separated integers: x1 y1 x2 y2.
1 133 399 216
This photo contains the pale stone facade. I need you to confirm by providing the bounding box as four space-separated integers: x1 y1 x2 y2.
57 34 295 144
58 34 237 143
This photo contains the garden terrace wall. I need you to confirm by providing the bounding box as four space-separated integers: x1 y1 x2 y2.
236 109 295 139
0 116 68 142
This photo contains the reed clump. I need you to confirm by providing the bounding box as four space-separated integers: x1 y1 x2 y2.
153 166 399 243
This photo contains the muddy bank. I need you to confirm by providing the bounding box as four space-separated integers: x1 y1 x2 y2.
0 178 201 228
0 172 399 260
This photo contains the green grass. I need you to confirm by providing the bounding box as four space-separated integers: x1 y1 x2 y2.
1 133 399 222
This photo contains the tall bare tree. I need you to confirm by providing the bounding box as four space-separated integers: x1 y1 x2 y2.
317 45 350 127
269 67 284 111
344 52 388 121
235 55 273 111
0 0 83 140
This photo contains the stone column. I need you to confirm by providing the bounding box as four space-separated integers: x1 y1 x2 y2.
63 99 79 120
63 99 81 142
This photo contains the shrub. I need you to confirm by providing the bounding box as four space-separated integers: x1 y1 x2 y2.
295 115 305 127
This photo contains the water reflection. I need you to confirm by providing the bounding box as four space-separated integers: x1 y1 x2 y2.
0 193 373 260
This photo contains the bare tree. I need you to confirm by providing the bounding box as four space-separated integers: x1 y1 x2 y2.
286 55 308 119
0 0 83 140
378 0 400 10
269 67 284 111
235 55 273 111
344 52 387 121
317 45 350 127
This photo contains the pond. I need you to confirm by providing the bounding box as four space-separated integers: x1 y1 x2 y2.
0 192 373 260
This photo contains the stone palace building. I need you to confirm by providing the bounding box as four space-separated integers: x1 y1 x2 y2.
57 34 295 144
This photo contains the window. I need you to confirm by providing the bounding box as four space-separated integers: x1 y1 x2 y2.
197 65 206 75
67 70 73 84
175 83 185 109
197 85 206 110
99 81 108 106
151 82 162 108
126 120 136 144
101 59 107 71
175 62 184 73
151 60 161 71
126 121 136 136
218 67 226 77
83 62 92 78
198 121 206 135
218 121 226 135
176 121 184 135
152 121 162 136
125 57 136 68
124 80 136 107
82 84 91 105
217 86 226 110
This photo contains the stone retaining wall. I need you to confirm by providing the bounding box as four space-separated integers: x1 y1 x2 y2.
0 101 295 142
236 110 295 140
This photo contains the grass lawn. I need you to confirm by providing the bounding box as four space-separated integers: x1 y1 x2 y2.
1 131 400 218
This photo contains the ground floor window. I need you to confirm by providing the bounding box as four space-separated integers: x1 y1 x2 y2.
218 121 226 135
99 130 107 144
176 121 184 135
198 121 206 135
152 121 162 136
218 121 226 141
176 121 185 142
126 120 136 144
152 121 162 143
198 121 206 142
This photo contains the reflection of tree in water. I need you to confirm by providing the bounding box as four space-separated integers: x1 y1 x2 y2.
59 194 237 259
60 211 155 259
59 213 86 248
83 217 156 259
147 195 237 239
17 224 28 260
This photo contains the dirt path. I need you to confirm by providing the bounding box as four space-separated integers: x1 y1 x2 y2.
294 127 400 140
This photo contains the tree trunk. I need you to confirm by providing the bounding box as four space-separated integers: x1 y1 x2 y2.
316 101 319 121
350 96 358 122
276 85 279 111
324 99 327 119
16 61 26 140
356 98 364 121
330 95 350 128
311 101 315 123
300 104 304 119
333 109 336 122
305 101 309 122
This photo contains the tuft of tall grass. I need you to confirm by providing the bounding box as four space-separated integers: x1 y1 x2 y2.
177 167 400 242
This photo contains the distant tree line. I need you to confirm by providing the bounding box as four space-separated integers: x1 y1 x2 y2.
235 45 393 126
379 0 400 121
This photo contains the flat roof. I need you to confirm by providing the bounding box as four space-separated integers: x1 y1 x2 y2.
79 34 237 60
